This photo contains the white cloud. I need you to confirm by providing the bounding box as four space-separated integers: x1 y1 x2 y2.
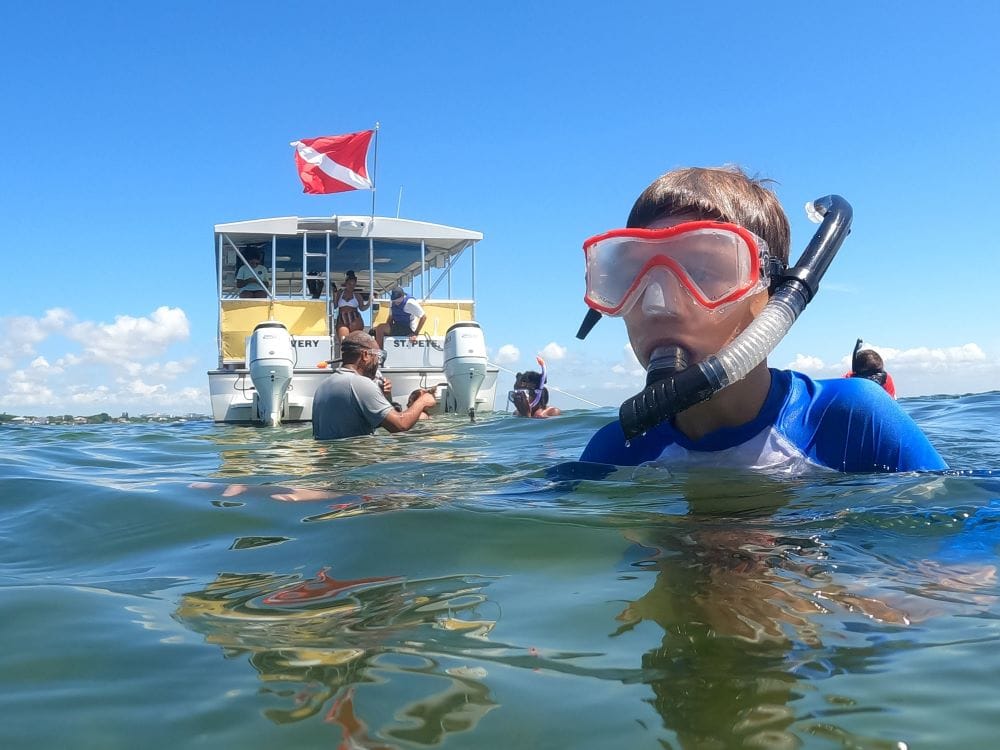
41 308 74 329
0 370 55 407
785 342 1000 397
55 353 83 368
495 344 520 365
788 343 990 377
883 343 986 369
2 307 74 356
540 341 567 361
68 306 190 362
70 386 113 404
118 379 169 398
0 307 202 415
786 354 827 374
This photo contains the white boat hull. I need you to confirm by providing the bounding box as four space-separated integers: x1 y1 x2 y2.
209 335 498 424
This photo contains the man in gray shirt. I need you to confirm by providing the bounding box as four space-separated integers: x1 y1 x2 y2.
313 331 437 440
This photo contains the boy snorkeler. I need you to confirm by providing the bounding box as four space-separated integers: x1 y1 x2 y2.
579 166 946 473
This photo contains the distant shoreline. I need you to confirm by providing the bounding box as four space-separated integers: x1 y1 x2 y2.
1 413 210 426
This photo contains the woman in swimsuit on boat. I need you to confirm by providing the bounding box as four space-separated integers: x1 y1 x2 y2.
334 270 370 342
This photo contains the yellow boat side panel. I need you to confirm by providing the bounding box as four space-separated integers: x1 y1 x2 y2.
221 300 329 362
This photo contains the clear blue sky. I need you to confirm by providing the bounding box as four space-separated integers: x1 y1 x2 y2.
2 1 999 415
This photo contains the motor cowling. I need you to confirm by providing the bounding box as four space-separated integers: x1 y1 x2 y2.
247 321 295 426
443 322 487 419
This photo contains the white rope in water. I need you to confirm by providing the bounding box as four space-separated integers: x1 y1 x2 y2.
488 362 605 408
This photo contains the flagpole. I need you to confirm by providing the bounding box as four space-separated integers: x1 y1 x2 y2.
370 122 380 220
369 123 379 323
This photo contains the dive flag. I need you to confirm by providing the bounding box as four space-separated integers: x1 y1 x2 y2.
290 130 374 194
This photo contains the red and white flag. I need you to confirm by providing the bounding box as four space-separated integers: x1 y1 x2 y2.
290 130 374 194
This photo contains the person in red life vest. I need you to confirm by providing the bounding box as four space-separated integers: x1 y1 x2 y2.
845 338 896 398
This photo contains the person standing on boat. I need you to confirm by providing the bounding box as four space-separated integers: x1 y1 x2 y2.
578 166 946 473
374 288 427 348
334 270 370 342
236 248 270 298
313 331 437 440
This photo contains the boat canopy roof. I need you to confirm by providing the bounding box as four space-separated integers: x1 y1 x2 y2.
214 215 482 294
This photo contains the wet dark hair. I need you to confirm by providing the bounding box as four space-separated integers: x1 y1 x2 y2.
514 370 543 389
626 166 791 265
853 349 884 374
851 349 887 385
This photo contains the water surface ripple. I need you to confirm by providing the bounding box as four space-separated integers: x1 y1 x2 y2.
3 394 1000 749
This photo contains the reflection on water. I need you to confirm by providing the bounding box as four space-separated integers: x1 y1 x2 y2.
175 568 500 745
173 466 1000 748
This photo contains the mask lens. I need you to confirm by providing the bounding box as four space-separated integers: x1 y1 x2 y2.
674 231 748 301
584 223 765 314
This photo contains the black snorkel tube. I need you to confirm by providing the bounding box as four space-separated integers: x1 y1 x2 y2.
851 337 865 372
612 194 853 440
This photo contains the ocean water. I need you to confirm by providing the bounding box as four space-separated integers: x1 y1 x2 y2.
3 393 1000 749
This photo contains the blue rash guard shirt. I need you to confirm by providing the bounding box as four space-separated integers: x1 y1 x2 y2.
580 369 947 474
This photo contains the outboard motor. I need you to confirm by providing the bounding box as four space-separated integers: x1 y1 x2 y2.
247 321 294 426
443 321 487 420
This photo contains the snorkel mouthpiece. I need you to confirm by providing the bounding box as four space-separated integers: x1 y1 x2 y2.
620 346 717 439
645 345 689 386
618 194 853 441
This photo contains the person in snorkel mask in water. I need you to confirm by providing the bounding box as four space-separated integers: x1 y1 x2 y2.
845 338 896 398
511 358 562 418
579 166 946 473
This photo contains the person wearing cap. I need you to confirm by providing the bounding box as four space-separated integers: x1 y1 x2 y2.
313 331 436 440
844 339 896 398
374 287 427 348
333 270 370 342
578 166 945 473
236 248 270 298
